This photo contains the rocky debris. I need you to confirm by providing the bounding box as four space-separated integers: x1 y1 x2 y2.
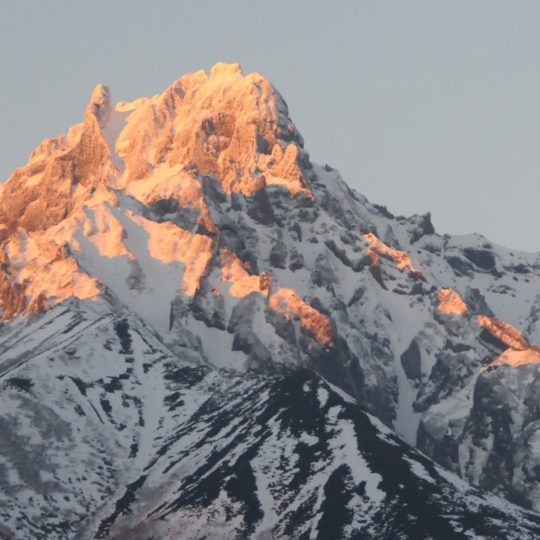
405 212 435 244
190 280 226 330
464 287 495 316
288 248 304 271
269 239 287 269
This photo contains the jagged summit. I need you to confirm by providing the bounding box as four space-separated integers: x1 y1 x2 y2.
1 63 310 230
0 62 314 318
2 64 540 538
87 83 112 124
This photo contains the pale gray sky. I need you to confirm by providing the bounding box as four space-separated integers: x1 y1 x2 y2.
2 1 539 250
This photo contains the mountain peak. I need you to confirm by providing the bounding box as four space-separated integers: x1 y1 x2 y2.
209 61 244 78
89 83 111 111
110 63 311 197
4 63 540 538
85 83 112 129
0 65 316 322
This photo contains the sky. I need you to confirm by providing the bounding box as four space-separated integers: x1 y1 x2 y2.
1 1 539 251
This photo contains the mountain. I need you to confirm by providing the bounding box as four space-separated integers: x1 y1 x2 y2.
1 62 540 539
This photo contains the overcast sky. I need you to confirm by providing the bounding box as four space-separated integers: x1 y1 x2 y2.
2 1 539 251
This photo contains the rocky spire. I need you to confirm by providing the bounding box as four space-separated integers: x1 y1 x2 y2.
86 83 112 127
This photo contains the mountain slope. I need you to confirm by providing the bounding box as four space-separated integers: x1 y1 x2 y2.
1 300 540 539
1 63 540 536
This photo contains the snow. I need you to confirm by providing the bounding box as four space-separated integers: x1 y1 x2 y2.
101 109 131 172
317 387 329 407
184 316 241 370
326 405 385 503
126 211 213 296
378 288 427 444
404 457 436 485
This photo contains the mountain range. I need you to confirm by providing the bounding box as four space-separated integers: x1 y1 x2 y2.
1 63 540 539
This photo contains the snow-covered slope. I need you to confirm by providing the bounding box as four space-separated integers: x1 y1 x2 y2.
1 63 540 536
2 300 540 540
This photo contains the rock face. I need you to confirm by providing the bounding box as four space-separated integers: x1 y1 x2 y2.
2 63 540 537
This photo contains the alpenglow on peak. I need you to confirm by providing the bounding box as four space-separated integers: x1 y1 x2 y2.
2 63 540 539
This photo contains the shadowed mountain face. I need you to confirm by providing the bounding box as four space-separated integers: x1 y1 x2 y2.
1 63 540 539
2 301 540 540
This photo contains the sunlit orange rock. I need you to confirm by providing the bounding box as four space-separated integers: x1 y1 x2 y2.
0 230 100 320
0 64 318 320
489 347 540 368
0 84 116 236
116 62 312 199
124 164 216 232
477 315 529 351
363 232 422 276
219 248 331 346
476 315 540 369
84 205 132 260
437 288 467 316
220 248 263 298
269 288 333 347
127 212 213 297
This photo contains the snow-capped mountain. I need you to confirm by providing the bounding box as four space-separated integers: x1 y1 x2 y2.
1 62 540 539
